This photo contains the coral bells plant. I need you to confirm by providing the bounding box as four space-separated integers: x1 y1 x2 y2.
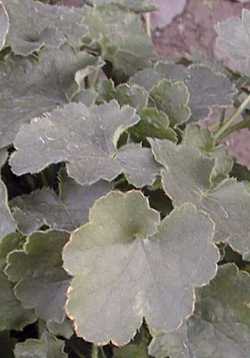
1 0 250 357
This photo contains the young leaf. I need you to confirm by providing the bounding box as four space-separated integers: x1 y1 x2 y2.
5 230 70 323
149 264 250 358
0 1 9 51
11 178 111 235
0 233 36 331
63 191 218 345
215 9 250 77
3 0 88 55
132 108 178 141
149 79 191 126
14 331 67 358
150 139 250 257
10 101 161 187
83 4 155 75
131 64 236 121
0 46 97 149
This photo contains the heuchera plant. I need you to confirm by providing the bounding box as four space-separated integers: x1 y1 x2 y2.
1 0 250 357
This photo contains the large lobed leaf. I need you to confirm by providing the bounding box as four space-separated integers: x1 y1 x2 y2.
0 46 98 149
215 9 250 77
131 63 236 121
14 331 67 358
10 101 160 187
2 0 88 55
11 177 111 235
150 139 250 257
63 190 218 345
149 264 250 358
83 4 155 75
0 233 36 331
5 230 70 323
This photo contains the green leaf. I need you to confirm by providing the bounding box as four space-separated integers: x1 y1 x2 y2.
149 264 250 358
0 1 9 51
149 79 191 126
63 191 218 345
47 319 73 340
0 233 36 331
5 230 70 323
3 0 88 55
114 340 149 358
14 331 67 358
131 64 236 121
98 80 149 111
215 9 250 77
10 101 158 186
0 46 98 148
150 139 250 257
132 107 178 141
90 0 156 13
11 177 111 235
83 4 155 75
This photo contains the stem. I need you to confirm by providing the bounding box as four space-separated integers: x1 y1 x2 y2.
89 67 100 89
145 13 152 38
99 347 106 358
217 117 250 140
214 93 250 142
91 345 98 358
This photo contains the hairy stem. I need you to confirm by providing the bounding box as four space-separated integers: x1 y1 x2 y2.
214 93 250 142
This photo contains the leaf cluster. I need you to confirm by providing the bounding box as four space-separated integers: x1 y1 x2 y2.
0 1 250 357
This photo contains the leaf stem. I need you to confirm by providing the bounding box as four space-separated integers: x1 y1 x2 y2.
144 13 152 38
214 93 250 142
91 345 98 358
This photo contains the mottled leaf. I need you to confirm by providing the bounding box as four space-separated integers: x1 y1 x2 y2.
63 191 218 345
0 233 36 331
10 101 149 186
149 264 250 358
11 178 111 235
3 0 87 55
151 139 250 257
84 4 155 75
149 79 191 126
215 9 250 77
0 46 98 148
131 64 235 121
14 331 67 358
131 107 178 141
90 0 156 13
0 1 9 51
5 230 70 323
